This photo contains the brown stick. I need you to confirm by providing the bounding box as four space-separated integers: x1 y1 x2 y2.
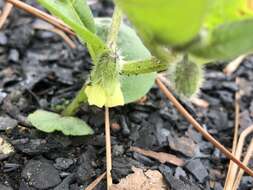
0 2 13 29
156 77 253 177
105 107 112 189
85 172 106 190
5 0 74 35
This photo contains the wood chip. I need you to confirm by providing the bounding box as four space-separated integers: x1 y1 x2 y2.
130 146 184 166
110 167 167 190
191 97 209 108
223 55 247 75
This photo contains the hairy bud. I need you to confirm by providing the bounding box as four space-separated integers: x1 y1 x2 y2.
168 57 203 98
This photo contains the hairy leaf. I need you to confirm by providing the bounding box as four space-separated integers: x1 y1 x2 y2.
95 18 156 104
190 19 253 60
37 0 107 59
28 110 94 136
115 0 209 46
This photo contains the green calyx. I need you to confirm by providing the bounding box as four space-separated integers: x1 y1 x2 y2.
85 51 124 108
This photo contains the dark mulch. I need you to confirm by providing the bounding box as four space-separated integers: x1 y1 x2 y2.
0 1 253 190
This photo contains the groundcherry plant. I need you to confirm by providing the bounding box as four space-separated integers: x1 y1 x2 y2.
28 0 253 136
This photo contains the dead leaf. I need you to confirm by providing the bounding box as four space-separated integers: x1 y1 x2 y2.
110 167 168 190
130 146 184 166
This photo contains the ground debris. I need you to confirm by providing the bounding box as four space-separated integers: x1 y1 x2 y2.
110 167 167 190
168 135 198 157
0 136 14 160
130 146 184 166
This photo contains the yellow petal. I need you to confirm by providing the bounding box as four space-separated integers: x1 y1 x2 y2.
85 85 106 108
105 83 124 107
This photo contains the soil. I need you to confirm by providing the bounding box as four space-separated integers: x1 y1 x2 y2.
0 0 253 190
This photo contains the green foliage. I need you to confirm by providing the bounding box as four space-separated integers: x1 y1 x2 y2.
115 0 209 46
95 18 156 104
72 0 96 32
28 110 94 136
37 0 107 60
204 0 253 29
169 58 203 98
190 19 253 60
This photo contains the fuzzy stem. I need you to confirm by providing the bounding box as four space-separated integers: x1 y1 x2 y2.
121 53 182 75
121 57 168 75
62 85 87 116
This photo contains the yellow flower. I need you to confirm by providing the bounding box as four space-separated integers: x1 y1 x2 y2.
85 82 124 108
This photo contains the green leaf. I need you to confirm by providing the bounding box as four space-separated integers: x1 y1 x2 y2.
28 110 94 136
37 0 107 59
95 18 156 104
190 19 253 60
204 0 253 29
115 0 209 46
72 0 96 33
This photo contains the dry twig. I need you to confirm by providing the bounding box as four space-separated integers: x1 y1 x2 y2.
85 172 106 190
224 77 241 188
130 146 185 166
156 77 253 177
0 2 13 29
232 139 253 190
224 125 253 190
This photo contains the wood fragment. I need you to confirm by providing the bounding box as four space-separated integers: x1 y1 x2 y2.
223 55 247 75
85 172 106 190
0 2 13 29
33 22 76 49
130 146 185 166
191 97 209 108
110 167 167 190
156 77 253 177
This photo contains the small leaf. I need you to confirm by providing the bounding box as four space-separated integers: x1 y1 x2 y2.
95 18 156 104
28 110 94 136
190 19 253 60
37 0 107 59
115 0 209 46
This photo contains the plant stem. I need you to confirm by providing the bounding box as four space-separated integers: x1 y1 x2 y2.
106 6 122 50
121 58 166 75
104 6 123 190
105 107 112 190
62 85 87 116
